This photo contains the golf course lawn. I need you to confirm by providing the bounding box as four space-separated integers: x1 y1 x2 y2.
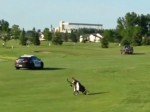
0 41 150 112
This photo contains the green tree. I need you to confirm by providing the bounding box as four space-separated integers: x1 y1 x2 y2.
121 38 130 46
69 31 78 44
32 28 40 45
0 31 11 47
100 37 109 48
0 19 9 32
103 29 117 42
0 19 11 46
131 26 142 45
26 30 34 44
116 12 140 45
19 28 27 45
116 12 150 46
52 32 63 45
61 31 69 42
10 24 21 40
141 35 150 45
138 14 150 36
43 28 52 41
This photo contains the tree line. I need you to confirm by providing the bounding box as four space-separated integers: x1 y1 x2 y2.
0 19 103 46
104 12 150 46
1 12 150 47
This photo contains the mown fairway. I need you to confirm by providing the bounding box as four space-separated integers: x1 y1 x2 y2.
0 41 150 112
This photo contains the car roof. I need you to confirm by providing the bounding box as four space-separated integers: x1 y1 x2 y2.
20 54 35 58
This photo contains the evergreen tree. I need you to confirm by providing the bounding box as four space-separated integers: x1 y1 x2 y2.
0 19 9 32
101 37 109 48
69 31 78 43
43 28 52 42
52 32 63 45
62 31 69 42
33 32 40 45
32 28 40 45
19 28 27 45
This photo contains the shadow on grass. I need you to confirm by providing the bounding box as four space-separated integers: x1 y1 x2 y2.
42 67 66 70
21 67 66 71
133 53 145 55
88 91 109 96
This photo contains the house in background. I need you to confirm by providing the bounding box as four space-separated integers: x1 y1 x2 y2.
39 32 45 41
79 33 103 43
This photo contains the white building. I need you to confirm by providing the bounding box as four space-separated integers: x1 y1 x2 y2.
55 21 103 33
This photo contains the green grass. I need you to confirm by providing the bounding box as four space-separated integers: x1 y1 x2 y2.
0 41 150 112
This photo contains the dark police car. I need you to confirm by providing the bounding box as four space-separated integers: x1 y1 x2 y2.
15 54 44 69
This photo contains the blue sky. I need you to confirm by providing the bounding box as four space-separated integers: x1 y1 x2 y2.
0 0 150 30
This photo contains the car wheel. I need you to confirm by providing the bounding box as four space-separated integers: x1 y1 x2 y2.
16 67 20 70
